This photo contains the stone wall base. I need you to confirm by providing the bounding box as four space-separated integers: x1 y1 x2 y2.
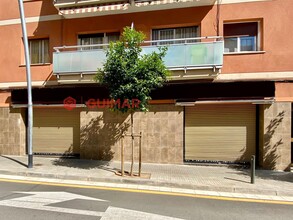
80 105 184 164
259 102 291 171
0 107 26 155
2 103 291 171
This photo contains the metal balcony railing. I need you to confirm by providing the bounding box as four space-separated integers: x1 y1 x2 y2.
53 37 224 75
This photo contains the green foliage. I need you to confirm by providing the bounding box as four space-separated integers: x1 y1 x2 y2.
95 26 169 113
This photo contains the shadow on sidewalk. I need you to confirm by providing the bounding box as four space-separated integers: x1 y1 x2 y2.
224 177 250 184
52 158 119 174
226 166 293 183
1 155 28 168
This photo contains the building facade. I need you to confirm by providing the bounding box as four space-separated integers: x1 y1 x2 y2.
0 0 292 170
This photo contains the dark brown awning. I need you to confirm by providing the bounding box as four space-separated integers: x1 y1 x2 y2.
11 81 275 106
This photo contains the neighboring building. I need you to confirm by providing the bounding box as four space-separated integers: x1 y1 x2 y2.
0 0 292 171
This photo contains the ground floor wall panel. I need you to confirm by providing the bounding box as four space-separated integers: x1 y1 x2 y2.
1 101 292 171
259 102 291 171
80 105 184 164
0 107 26 155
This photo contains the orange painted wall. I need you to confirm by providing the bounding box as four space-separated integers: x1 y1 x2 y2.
220 0 293 73
275 82 293 102
0 0 57 20
0 20 61 83
61 6 214 45
0 91 11 106
0 0 293 84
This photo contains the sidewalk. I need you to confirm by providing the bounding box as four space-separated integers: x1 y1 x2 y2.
0 155 292 198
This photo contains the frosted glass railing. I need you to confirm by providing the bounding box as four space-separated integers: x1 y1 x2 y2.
53 49 106 74
142 41 223 69
53 41 224 74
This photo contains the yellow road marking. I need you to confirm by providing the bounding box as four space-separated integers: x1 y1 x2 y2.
0 178 292 205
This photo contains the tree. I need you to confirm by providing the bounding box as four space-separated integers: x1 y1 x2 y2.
95 26 169 176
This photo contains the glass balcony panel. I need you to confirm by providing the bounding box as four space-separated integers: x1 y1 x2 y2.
53 49 106 74
53 41 224 74
142 45 186 67
185 41 224 67
213 41 224 66
164 45 186 67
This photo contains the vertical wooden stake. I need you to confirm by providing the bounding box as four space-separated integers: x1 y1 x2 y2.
121 136 124 177
130 112 134 176
138 132 142 177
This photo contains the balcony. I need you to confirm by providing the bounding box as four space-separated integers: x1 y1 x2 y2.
53 37 224 81
53 0 217 18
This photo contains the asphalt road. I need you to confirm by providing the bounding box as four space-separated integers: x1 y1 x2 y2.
0 179 292 220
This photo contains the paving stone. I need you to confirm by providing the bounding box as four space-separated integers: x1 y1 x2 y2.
0 155 292 199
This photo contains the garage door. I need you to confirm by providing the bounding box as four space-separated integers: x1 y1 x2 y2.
185 104 256 162
33 108 80 154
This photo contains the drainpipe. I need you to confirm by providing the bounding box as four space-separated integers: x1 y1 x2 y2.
217 0 221 37
17 0 33 168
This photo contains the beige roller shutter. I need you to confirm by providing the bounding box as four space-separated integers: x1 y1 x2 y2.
185 104 256 162
33 108 80 154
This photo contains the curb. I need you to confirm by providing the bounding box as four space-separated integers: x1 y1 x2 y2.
0 169 293 197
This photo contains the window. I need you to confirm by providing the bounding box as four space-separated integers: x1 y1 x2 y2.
78 32 120 50
224 22 259 53
152 26 199 45
29 39 49 64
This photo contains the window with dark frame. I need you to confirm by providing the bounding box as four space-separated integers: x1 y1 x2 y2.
152 26 199 45
224 22 259 53
78 32 120 50
29 38 49 64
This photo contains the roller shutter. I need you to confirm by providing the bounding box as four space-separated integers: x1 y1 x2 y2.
33 108 80 154
185 104 256 162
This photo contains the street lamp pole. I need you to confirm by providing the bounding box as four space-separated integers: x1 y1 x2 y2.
17 0 33 168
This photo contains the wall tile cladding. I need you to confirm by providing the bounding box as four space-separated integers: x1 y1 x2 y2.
0 108 26 155
259 102 292 171
80 105 184 164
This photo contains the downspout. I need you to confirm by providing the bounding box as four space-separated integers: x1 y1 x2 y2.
17 0 33 168
216 0 222 37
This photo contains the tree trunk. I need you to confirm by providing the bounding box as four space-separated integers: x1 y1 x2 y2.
130 112 134 176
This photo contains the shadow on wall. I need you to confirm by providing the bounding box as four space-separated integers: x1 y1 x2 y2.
53 110 130 168
5 96 11 104
81 112 130 160
225 111 293 183
233 145 250 165
232 110 284 169
262 111 284 170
